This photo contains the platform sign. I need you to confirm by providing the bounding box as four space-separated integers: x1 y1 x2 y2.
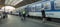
54 0 60 10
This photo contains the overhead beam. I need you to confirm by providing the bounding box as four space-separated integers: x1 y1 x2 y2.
0 0 5 8
14 0 35 8
0 0 5 5
14 0 42 8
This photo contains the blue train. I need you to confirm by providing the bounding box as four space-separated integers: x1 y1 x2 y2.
25 0 60 18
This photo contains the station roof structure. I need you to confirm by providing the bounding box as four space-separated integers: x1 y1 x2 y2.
0 0 41 8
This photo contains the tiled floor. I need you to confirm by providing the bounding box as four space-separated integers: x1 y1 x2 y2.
0 15 59 27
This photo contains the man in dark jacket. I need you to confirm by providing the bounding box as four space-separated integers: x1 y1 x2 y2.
41 8 46 23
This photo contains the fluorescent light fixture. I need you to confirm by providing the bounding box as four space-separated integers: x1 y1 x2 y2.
5 0 14 5
7 0 14 5
11 0 23 6
5 0 23 6
1 6 15 12
5 0 9 4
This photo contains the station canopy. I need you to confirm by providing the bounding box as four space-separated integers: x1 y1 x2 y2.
0 0 41 8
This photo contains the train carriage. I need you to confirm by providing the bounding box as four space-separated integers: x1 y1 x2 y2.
25 0 60 18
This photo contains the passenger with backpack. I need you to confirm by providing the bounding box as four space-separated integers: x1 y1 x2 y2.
21 9 27 20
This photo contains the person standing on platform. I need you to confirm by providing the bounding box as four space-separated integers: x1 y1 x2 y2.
5 12 8 18
21 9 27 20
10 11 12 15
19 11 21 16
3 12 6 19
41 8 46 23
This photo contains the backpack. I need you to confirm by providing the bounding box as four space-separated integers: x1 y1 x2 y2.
22 11 26 14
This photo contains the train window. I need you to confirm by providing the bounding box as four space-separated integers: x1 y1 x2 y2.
42 0 50 1
35 3 42 11
28 3 42 12
43 1 51 10
29 4 35 12
54 0 60 10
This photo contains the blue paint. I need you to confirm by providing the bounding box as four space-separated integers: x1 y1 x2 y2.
46 13 54 15
42 0 48 1
25 0 60 12
51 0 55 10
